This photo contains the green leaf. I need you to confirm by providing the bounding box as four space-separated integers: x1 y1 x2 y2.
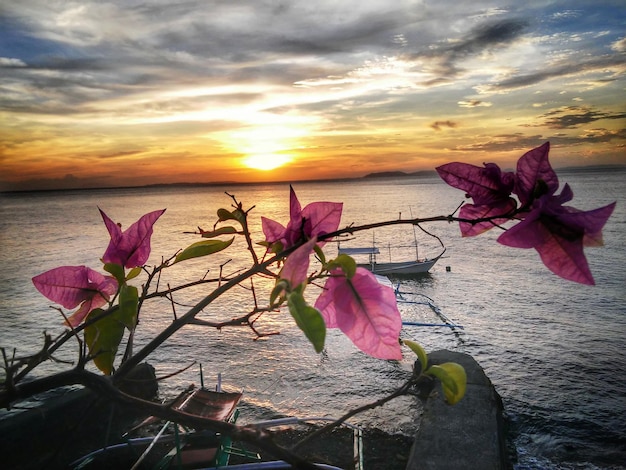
217 208 246 225
287 291 326 353
174 237 234 263
217 208 237 222
201 226 238 238
313 244 326 265
402 339 428 373
126 267 142 281
426 362 467 405
84 308 125 375
118 284 139 329
327 254 357 279
270 279 289 306
103 263 126 285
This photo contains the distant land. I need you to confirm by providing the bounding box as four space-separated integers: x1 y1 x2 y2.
363 170 437 179
1 164 624 194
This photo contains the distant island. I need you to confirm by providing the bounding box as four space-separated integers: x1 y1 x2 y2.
363 170 437 179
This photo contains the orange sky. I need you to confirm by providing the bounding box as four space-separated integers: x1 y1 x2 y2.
1 2 625 191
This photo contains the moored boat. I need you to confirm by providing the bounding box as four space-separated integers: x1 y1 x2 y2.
338 245 445 275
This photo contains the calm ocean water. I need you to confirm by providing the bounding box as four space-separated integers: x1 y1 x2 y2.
1 170 624 469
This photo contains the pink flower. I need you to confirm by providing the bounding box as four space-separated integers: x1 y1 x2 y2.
438 142 615 284
436 161 516 236
315 268 402 360
32 266 118 327
262 186 342 250
498 184 616 285
100 208 165 268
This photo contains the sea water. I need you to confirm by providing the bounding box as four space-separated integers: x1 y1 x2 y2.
0 170 624 469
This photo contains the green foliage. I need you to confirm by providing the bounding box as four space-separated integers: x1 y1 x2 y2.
126 267 142 281
217 208 246 225
287 291 326 353
326 254 357 279
103 262 126 285
84 308 125 375
426 362 467 405
118 284 139 329
201 226 238 238
174 237 234 263
402 339 428 373
313 244 326 264
270 279 289 307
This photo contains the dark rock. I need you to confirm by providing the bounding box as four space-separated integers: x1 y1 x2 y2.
406 350 512 470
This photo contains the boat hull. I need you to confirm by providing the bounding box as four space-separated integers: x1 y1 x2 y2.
358 257 439 275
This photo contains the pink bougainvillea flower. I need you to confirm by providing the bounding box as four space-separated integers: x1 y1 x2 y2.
100 208 165 268
314 268 402 360
32 266 118 327
498 184 616 285
436 161 516 236
262 186 342 250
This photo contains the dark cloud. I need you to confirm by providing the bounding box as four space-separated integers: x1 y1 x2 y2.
452 127 626 154
448 19 528 55
430 120 458 131
538 106 626 129
407 18 529 79
484 57 626 93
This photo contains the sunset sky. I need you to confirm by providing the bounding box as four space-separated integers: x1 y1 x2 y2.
1 1 625 191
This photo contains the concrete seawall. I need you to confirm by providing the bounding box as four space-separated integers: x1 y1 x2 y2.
406 350 511 470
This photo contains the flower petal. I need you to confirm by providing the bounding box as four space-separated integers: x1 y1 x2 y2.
32 266 118 325
301 201 343 247
315 268 402 360
458 199 517 237
514 142 558 205
436 161 514 206
280 238 316 288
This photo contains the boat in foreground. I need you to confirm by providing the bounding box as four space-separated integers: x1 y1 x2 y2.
71 383 364 470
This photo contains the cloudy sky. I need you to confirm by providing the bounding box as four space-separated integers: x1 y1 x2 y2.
1 0 625 191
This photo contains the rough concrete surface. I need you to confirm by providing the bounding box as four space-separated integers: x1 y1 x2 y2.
406 350 511 470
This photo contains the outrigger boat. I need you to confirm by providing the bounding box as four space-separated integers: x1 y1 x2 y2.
338 245 445 275
337 219 446 276
71 374 364 470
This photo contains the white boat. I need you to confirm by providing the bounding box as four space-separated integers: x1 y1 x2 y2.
338 245 445 275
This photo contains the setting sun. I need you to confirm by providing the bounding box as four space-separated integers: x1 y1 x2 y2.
243 153 293 171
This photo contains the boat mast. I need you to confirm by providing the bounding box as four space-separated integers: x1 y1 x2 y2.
409 206 419 260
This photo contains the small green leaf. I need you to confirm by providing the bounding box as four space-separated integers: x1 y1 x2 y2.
174 237 234 263
201 226 238 238
426 362 467 405
270 279 289 306
217 208 246 225
103 263 126 285
402 339 428 373
327 254 357 279
287 291 326 353
118 284 139 329
313 244 326 265
217 208 237 222
84 308 125 375
126 267 142 281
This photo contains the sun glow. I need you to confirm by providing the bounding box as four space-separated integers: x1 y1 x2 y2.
243 153 293 171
